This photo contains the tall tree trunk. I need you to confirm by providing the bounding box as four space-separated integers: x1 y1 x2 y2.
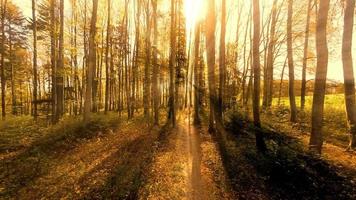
50 0 57 122
301 0 312 110
84 0 98 121
152 0 159 125
252 0 267 152
193 23 201 125
218 0 226 123
168 0 176 126
144 0 151 120
287 0 297 122
56 0 64 120
32 0 38 120
0 0 7 120
266 0 278 107
105 0 111 114
206 0 217 132
342 0 356 150
309 0 330 154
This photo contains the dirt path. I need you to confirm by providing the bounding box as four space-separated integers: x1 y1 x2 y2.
140 112 235 200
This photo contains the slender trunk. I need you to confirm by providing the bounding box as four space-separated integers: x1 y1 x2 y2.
84 0 98 121
193 23 201 125
168 0 176 126
32 0 38 120
218 0 226 123
1 0 7 120
105 0 111 114
342 0 356 150
252 0 267 152
309 0 330 154
301 0 312 110
56 0 64 120
287 0 297 122
206 0 217 132
144 0 151 120
152 0 159 125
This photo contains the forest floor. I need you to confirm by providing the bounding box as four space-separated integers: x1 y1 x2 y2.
2 107 356 199
0 114 160 199
139 111 236 200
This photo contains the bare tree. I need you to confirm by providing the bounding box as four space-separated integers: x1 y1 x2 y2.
342 0 356 150
252 0 267 152
84 0 98 121
309 0 330 154
206 0 217 132
287 0 297 122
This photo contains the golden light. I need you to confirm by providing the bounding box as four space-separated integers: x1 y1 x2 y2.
184 0 206 31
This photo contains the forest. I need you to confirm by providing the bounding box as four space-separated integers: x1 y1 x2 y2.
1 0 356 199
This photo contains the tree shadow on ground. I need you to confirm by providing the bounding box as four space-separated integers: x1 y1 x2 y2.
217 113 356 200
0 116 120 198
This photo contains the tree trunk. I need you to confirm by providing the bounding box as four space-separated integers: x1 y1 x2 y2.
84 0 98 121
152 0 159 125
301 0 312 110
218 0 226 124
56 0 64 120
206 0 217 132
193 23 201 125
168 0 176 126
287 0 297 122
309 0 330 154
144 1 151 120
252 0 267 152
32 0 38 120
1 0 7 120
342 0 356 150
265 0 278 107
105 0 111 114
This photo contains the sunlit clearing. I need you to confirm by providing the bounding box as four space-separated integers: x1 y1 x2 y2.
184 0 206 31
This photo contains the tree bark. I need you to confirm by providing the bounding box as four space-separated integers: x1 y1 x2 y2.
301 0 312 110
252 0 267 152
206 0 217 132
152 0 159 125
168 0 176 126
193 23 201 125
1 0 7 120
218 0 226 123
309 0 330 154
84 0 98 121
287 0 297 122
32 0 38 120
342 0 356 150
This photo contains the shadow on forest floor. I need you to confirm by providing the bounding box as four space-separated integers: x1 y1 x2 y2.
217 113 356 200
0 114 165 199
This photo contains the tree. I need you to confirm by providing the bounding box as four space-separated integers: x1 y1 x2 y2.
84 0 98 121
206 0 217 132
252 0 267 152
309 0 330 154
193 22 201 125
168 0 176 126
32 0 38 120
342 0 356 150
301 0 313 110
105 0 111 114
287 0 297 122
144 0 151 120
218 0 226 123
152 0 159 125
1 0 7 120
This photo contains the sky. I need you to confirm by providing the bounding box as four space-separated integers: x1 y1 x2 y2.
13 0 356 82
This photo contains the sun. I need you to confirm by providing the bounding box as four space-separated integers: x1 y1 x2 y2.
184 0 206 31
